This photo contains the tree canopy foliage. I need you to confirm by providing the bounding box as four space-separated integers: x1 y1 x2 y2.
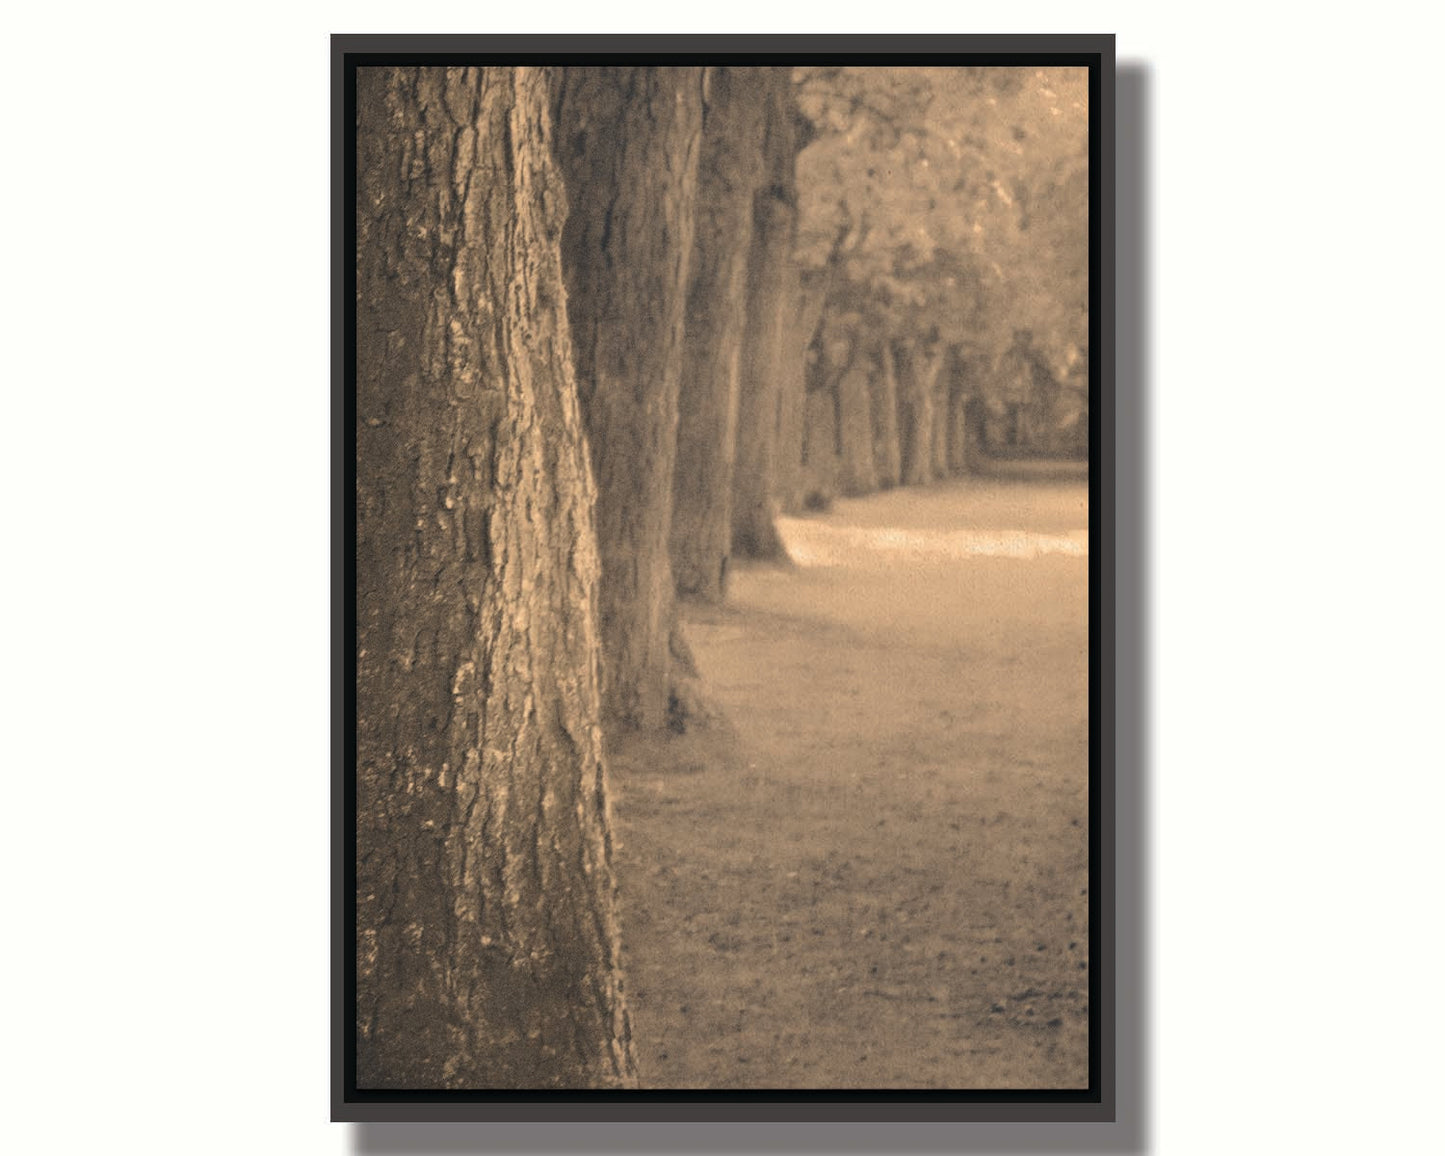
795 66 1088 386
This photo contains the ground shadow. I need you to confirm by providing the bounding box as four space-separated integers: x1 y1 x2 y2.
349 60 1151 1155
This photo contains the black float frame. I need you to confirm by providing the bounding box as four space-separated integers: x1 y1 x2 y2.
332 32 1117 1124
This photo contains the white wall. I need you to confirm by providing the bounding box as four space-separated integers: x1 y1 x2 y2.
6 4 1442 1153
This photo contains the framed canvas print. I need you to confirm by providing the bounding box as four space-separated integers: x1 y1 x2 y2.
333 33 1115 1122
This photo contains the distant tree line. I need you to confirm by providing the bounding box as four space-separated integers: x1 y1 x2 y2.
792 65 1090 504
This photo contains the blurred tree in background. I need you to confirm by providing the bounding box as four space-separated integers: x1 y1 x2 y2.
795 66 1088 480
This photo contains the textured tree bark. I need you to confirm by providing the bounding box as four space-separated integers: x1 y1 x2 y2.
868 338 902 488
669 69 766 603
732 68 797 560
355 66 633 1089
553 68 704 728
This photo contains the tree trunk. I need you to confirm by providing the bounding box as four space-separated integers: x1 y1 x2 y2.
802 385 840 504
355 66 633 1090
868 338 902 488
553 68 704 728
945 352 973 475
836 353 879 497
930 378 950 479
946 386 969 475
670 69 766 603
960 395 988 473
776 273 830 514
732 69 797 560
895 339 946 486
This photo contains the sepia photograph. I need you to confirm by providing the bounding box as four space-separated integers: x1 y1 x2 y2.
340 37 1110 1112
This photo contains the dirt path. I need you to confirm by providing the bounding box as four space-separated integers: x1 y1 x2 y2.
611 478 1090 1089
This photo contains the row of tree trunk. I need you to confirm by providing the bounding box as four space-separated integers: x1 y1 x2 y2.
799 328 980 507
354 64 820 1091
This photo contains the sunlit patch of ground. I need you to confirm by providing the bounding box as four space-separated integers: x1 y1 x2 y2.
779 518 1087 566
611 476 1090 1089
